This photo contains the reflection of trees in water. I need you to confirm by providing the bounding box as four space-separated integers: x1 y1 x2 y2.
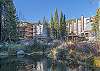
51 61 57 71
0 55 44 71
0 53 94 71
50 59 67 71
34 61 37 69
0 57 17 71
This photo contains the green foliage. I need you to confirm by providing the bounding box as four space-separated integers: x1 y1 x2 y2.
92 8 100 41
50 14 54 29
59 11 66 40
59 11 63 38
43 17 50 37
0 0 3 4
53 9 59 39
43 17 48 28
50 9 68 40
1 0 18 42
50 14 55 38
25 40 47 53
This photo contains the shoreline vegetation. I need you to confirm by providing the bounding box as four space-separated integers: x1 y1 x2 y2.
0 40 99 57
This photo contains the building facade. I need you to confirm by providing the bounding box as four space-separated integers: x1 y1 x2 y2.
67 16 96 41
36 24 43 36
17 22 33 39
24 23 33 39
17 22 44 39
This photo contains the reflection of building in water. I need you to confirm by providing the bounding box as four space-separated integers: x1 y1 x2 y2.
17 60 48 71
51 63 57 71
34 59 47 71
33 62 44 71
24 59 47 71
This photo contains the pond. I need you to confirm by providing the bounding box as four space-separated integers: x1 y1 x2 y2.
0 54 96 71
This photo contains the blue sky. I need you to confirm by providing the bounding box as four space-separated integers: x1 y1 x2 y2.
13 0 98 22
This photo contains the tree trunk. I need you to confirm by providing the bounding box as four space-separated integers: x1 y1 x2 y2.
0 3 2 41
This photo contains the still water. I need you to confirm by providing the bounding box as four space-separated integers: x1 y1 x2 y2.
0 54 93 71
0 54 76 71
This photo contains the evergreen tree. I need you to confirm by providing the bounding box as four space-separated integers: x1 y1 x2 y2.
54 9 59 39
59 11 63 39
43 17 48 30
0 0 3 41
96 8 100 41
92 8 100 41
63 14 67 39
59 11 66 40
1 0 18 42
43 17 50 37
50 14 55 38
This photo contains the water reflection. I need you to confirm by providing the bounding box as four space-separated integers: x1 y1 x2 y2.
0 54 93 71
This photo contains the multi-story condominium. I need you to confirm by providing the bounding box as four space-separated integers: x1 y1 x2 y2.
84 16 96 41
67 19 82 36
18 22 45 39
36 24 43 36
84 17 92 36
67 19 76 34
33 24 37 37
73 20 78 35
67 16 96 41
32 23 44 37
77 19 82 35
17 22 26 39
17 22 33 39
24 23 33 39
80 16 84 33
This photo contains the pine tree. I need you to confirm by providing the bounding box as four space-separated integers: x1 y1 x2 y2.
96 8 100 41
43 17 48 30
92 8 100 41
59 11 63 39
54 9 59 39
63 14 67 39
59 11 66 40
0 0 3 41
1 0 18 42
50 14 55 38
43 17 50 37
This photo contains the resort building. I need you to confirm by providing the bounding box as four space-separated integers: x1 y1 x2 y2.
67 16 96 41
